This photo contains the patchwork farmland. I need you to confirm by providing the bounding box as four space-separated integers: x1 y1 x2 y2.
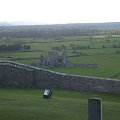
0 35 120 79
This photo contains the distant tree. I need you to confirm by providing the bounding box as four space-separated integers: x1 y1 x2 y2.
51 46 61 51
105 32 112 42
0 44 22 51
72 49 79 55
70 44 75 47
61 45 67 50
102 45 107 48
23 45 31 50
112 45 118 48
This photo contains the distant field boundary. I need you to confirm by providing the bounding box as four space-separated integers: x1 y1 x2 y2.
0 60 120 93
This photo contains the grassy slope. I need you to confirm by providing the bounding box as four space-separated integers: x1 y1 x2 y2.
0 89 120 120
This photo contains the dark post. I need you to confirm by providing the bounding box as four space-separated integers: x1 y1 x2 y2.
88 98 102 120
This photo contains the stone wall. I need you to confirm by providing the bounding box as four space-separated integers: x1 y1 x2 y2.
0 61 120 93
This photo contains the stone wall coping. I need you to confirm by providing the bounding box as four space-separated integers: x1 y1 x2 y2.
0 60 120 82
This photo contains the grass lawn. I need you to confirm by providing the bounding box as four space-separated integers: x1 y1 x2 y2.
0 88 120 120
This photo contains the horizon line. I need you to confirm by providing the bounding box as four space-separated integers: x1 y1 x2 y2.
0 21 120 26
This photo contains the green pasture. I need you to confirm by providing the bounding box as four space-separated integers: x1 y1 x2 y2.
49 66 120 79
0 35 120 79
0 51 42 59
0 89 120 120
50 54 120 79
17 59 40 65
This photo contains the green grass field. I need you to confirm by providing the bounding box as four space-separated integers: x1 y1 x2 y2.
0 89 120 120
49 54 120 79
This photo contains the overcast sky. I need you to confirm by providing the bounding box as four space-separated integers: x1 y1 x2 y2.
0 0 120 24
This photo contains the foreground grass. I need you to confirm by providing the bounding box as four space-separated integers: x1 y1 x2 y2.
0 89 120 120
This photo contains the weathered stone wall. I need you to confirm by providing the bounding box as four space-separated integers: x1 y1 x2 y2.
0 61 120 93
0 61 33 88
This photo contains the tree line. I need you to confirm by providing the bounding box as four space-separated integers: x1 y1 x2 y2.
0 23 120 38
0 44 31 52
